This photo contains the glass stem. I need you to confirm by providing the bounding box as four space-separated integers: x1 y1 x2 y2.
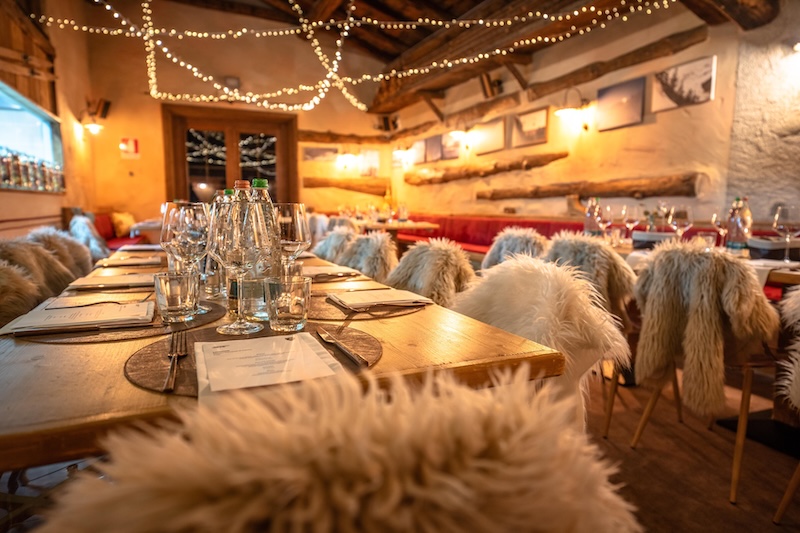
786 235 792 263
237 273 246 321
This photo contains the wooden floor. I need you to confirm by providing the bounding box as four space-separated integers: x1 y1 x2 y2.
586 369 800 532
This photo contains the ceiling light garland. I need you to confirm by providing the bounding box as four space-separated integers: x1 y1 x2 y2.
33 0 675 112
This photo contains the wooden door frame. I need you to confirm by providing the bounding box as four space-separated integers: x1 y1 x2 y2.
161 104 298 202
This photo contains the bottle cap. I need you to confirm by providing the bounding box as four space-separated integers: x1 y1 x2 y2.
234 179 251 189
224 189 234 195
252 178 269 188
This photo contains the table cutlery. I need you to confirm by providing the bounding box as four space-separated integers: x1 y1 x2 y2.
162 329 188 392
45 293 153 310
317 328 368 368
312 272 361 282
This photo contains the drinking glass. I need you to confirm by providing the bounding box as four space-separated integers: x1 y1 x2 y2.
621 204 641 240
160 201 188 272
208 196 273 335
711 211 728 247
668 205 693 240
595 204 614 241
161 202 210 314
773 205 800 263
275 203 312 275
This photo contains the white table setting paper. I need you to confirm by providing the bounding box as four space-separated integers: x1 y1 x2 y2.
0 300 155 335
327 288 433 310
195 333 344 403
118 243 163 251
95 256 162 268
67 273 156 290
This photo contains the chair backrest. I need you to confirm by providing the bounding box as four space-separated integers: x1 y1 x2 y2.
634 239 779 418
776 287 800 410
326 215 359 233
38 369 640 533
311 225 356 263
0 239 76 301
481 226 549 270
28 226 93 277
307 213 330 248
544 231 637 332
451 255 630 428
0 259 39 326
386 237 475 307
337 231 398 283
69 215 111 261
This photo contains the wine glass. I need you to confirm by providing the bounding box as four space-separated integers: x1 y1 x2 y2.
274 203 312 275
595 204 614 241
773 205 800 263
711 211 729 247
621 204 641 240
164 203 211 314
160 201 189 272
668 205 693 240
208 196 273 335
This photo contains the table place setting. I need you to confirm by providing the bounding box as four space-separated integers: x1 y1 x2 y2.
326 288 433 311
118 243 164 251
95 256 163 268
67 273 156 290
302 264 362 281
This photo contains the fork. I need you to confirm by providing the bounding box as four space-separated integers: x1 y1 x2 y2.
162 330 188 392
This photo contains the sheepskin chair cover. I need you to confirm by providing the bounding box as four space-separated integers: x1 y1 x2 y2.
544 231 637 333
307 213 330 248
311 226 356 263
69 215 111 261
337 231 398 283
0 259 39 326
39 368 641 533
0 239 76 301
776 286 800 410
634 239 779 418
385 238 475 308
451 255 630 428
481 226 550 270
28 226 93 277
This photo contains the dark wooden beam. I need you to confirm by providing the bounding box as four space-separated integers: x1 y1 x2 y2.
404 153 569 186
444 92 520 129
679 0 780 30
307 0 344 22
165 0 298 24
298 129 389 144
504 63 528 91
421 92 444 122
258 0 298 18
303 176 389 196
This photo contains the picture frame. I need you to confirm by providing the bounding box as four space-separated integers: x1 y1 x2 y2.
441 131 462 160
302 146 338 162
411 139 426 165
596 77 646 132
425 135 443 163
472 117 506 155
651 56 717 113
359 149 380 177
510 107 549 148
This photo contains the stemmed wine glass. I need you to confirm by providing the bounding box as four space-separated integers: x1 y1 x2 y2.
773 205 800 263
162 202 211 314
274 203 312 275
711 211 728 247
160 201 189 273
668 205 693 240
621 204 641 240
595 204 614 241
208 195 273 335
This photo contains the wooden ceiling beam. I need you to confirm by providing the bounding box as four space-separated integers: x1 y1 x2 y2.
258 0 300 19
165 0 298 24
345 31 403 63
377 0 457 26
307 0 345 22
679 0 780 30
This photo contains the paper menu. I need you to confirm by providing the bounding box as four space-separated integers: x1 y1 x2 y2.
327 289 432 310
67 273 155 289
95 257 162 268
195 333 343 399
0 301 155 335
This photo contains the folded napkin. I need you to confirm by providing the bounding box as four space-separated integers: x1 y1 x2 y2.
68 273 156 290
118 243 163 251
748 259 800 287
0 301 155 335
327 289 433 311
302 265 361 280
95 256 162 268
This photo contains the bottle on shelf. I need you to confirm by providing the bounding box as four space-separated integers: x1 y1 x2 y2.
726 197 749 257
584 197 601 236
740 196 753 238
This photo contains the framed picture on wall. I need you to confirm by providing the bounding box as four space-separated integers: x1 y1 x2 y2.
596 77 646 132
651 56 717 113
472 117 506 155
359 150 380 177
411 139 426 164
441 131 461 160
425 135 443 163
510 107 549 148
302 146 338 162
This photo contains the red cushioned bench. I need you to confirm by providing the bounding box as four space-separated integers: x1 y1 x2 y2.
92 213 148 250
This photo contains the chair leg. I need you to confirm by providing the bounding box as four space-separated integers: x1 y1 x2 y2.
672 366 683 424
631 385 662 449
602 367 620 439
598 362 608 405
775 461 800 524
730 366 753 504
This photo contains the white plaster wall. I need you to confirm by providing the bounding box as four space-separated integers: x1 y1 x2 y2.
727 0 800 223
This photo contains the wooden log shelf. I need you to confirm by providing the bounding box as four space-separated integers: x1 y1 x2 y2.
303 176 389 196
403 153 568 186
476 172 706 201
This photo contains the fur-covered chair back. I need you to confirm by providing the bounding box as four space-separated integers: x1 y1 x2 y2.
0 259 39 326
28 226 93 277
386 238 475 308
69 215 110 261
38 369 641 533
544 231 637 332
327 215 359 233
481 226 549 270
0 239 76 301
777 286 800 410
451 255 630 428
634 239 779 417
307 212 330 248
337 231 398 283
311 226 356 263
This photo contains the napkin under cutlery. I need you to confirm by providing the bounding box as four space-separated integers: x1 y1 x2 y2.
326 289 433 311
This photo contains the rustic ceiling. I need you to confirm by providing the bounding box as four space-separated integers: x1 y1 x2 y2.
165 0 780 114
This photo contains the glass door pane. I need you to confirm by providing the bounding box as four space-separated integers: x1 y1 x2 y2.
239 132 277 196
185 128 226 202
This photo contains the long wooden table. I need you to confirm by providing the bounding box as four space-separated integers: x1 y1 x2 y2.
0 252 564 472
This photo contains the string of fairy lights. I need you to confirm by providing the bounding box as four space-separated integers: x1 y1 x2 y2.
31 0 677 112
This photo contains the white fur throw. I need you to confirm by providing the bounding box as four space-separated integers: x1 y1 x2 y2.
386 237 475 307
337 231 398 283
0 239 76 300
39 368 641 533
544 231 637 332
28 226 93 277
312 226 356 263
69 215 110 261
776 286 800 410
451 255 630 428
481 226 550 270
0 259 39 326
307 213 330 248
634 239 779 417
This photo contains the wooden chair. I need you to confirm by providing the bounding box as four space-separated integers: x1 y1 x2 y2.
385 237 475 308
0 239 76 301
336 231 398 283
310 225 356 263
625 239 779 504
481 226 549 270
27 226 93 277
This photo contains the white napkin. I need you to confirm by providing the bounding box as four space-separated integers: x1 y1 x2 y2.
68 273 156 290
118 243 163 251
95 256 162 268
327 289 433 310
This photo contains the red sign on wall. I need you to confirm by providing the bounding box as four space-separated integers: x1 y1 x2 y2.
119 138 140 160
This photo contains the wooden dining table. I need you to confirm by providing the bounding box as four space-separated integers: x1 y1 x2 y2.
0 250 564 472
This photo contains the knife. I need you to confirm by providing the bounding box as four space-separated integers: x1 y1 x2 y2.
316 327 369 367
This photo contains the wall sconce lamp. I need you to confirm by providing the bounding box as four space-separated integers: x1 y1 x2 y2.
554 87 590 131
81 98 110 135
